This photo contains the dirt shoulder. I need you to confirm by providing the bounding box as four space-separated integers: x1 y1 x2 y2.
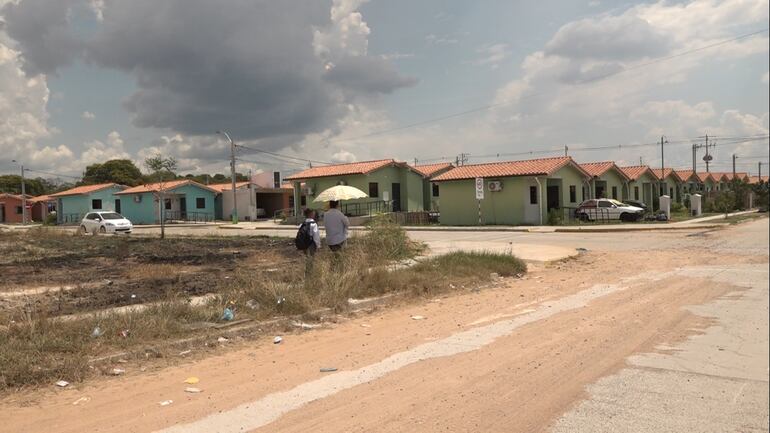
1 246 759 433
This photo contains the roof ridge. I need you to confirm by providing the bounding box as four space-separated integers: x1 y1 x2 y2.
451 155 570 169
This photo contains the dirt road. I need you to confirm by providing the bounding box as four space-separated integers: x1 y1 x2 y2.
2 219 767 433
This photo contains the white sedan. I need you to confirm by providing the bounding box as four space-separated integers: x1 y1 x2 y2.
575 199 645 222
79 211 133 235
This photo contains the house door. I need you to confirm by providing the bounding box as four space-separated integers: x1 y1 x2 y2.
391 183 401 212
114 199 121 214
179 197 187 220
595 183 606 199
0 204 5 222
546 185 560 210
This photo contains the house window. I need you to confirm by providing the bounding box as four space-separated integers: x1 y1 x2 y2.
301 196 306 206
611 186 618 199
196 197 206 209
670 187 674 197
16 206 23 214
368 182 379 198
582 186 587 201
432 183 440 197
92 199 102 210
165 199 172 210
634 186 639 200
569 185 576 203
529 186 538 204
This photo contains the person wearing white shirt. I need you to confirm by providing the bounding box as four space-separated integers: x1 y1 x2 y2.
323 200 349 251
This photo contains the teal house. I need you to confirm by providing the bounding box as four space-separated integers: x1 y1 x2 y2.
49 183 127 225
114 180 219 224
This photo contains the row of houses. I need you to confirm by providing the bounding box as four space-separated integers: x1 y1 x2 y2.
2 156 765 226
3 179 295 225
284 156 766 226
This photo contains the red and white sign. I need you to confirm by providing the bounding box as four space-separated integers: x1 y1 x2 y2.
475 177 484 200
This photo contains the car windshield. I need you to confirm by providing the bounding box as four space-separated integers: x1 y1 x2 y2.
100 212 124 220
609 200 625 206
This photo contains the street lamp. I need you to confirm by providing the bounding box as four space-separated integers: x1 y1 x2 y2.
11 159 27 225
216 131 238 224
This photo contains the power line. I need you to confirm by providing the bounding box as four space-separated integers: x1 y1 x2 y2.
327 28 770 144
235 143 331 166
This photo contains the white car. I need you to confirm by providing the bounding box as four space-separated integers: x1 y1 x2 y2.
575 199 645 222
79 211 133 235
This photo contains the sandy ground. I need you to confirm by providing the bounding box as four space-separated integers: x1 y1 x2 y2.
1 219 767 433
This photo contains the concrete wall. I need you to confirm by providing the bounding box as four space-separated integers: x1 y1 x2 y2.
57 186 125 224
221 187 256 221
303 165 425 213
0 195 24 223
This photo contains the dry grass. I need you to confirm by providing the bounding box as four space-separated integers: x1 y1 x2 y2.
0 220 525 391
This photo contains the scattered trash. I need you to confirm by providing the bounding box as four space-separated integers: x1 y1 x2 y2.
120 329 130 338
449 283 456 289
319 367 337 373
217 337 229 343
55 380 70 388
266 268 279 272
183 377 199 384
117 359 128 364
276 297 286 307
109 368 125 376
72 397 90 406
245 299 260 310
221 307 235 321
91 326 104 338
184 387 203 393
489 272 500 279
410 315 426 320
273 336 283 344
576 247 589 252
179 350 192 356
360 324 371 328
515 273 524 278
224 276 231 280
293 321 320 330
159 400 173 407
130 294 137 300
103 279 113 286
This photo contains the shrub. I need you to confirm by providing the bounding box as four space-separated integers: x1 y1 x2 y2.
547 208 562 226
671 202 684 213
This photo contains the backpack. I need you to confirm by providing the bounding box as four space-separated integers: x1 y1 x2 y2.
295 220 315 250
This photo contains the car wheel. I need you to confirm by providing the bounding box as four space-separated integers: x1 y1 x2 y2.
79 225 88 235
619 213 631 222
98 226 107 234
578 213 589 222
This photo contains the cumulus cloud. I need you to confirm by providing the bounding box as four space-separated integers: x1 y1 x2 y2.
81 111 95 120
475 43 511 68
2 0 415 147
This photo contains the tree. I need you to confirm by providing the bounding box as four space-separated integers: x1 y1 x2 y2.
0 175 56 196
82 159 144 186
144 154 178 239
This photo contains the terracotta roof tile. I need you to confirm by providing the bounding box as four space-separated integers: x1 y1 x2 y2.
115 179 218 195
29 195 55 203
619 165 659 181
411 162 454 177
49 183 123 197
0 193 23 200
695 172 716 183
431 156 589 181
578 161 630 180
748 175 768 184
207 181 251 192
674 170 697 182
651 168 683 182
284 159 399 180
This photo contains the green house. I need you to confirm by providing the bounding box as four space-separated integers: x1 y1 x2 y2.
284 159 427 216
579 161 630 201
49 183 127 225
411 162 454 211
619 166 660 208
675 170 702 195
430 156 591 226
653 168 684 203
114 179 219 224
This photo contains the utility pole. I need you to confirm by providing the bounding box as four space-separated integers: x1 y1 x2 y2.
248 168 255 221
564 145 568 157
11 160 26 225
694 134 715 172
217 130 238 224
692 143 697 173
732 154 737 179
413 158 418 166
456 153 469 166
760 162 763 179
660 135 667 197
639 156 643 165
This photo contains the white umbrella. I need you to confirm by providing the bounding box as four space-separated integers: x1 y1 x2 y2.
313 185 368 202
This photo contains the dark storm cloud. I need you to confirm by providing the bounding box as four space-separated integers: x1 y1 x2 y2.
1 0 416 143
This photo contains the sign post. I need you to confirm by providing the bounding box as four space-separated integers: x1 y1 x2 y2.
475 177 484 225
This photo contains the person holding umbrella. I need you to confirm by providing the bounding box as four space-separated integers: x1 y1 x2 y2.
313 185 367 251
324 200 349 251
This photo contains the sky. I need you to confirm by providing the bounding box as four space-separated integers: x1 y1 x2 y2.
0 0 768 181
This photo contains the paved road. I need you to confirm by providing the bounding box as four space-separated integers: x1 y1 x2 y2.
2 219 767 433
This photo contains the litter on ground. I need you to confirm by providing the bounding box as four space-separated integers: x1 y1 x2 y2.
320 367 338 373
55 380 70 388
183 377 199 384
410 315 426 320
159 400 173 406
184 387 203 393
273 336 283 344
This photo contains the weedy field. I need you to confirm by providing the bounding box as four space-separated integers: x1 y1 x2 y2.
0 220 526 391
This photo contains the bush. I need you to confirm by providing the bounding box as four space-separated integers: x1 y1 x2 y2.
671 202 684 213
44 212 57 226
547 208 562 226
